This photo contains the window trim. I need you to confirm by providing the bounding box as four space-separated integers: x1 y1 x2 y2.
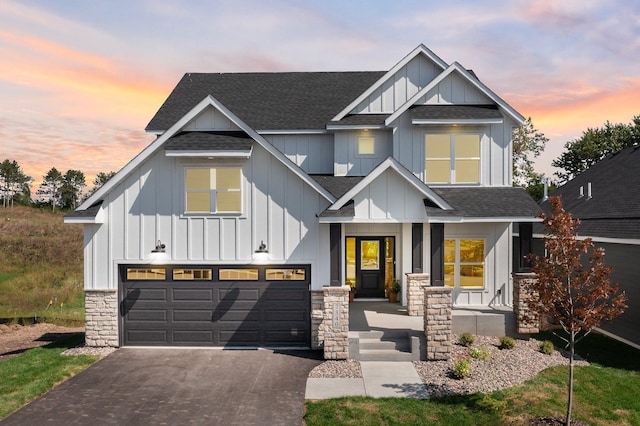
424 132 481 184
444 238 485 290
356 136 376 157
183 165 244 216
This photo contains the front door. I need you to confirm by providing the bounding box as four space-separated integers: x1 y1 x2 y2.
346 236 395 298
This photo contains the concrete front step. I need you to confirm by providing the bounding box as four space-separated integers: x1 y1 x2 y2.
350 330 423 362
358 349 414 362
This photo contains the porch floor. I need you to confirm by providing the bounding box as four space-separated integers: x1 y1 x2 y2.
349 300 518 337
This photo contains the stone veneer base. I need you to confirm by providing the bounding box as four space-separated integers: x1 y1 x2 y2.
423 286 452 360
84 289 119 347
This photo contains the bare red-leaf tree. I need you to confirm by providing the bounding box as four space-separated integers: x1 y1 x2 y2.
527 196 627 425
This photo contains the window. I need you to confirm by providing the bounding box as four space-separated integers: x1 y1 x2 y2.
266 269 305 280
219 269 258 280
173 269 212 280
425 134 480 184
444 239 485 289
185 167 242 214
358 137 375 155
126 268 166 280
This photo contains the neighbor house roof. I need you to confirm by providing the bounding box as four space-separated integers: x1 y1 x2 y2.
146 72 386 132
538 144 640 240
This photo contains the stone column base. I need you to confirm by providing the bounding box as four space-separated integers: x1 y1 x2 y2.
322 286 349 360
85 289 119 347
424 286 452 360
311 291 324 350
513 273 540 334
406 273 430 316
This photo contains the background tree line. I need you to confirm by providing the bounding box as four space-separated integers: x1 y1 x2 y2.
1 113 638 209
0 163 115 211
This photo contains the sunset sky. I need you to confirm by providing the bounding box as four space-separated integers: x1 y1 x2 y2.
1 0 638 191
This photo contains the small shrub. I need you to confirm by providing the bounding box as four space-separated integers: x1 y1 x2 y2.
451 355 471 379
499 336 515 350
458 332 474 347
469 345 490 361
474 394 507 413
540 340 554 355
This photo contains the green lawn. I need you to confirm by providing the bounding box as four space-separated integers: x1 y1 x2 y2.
305 333 640 425
0 334 99 419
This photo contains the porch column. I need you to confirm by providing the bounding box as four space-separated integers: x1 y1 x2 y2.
329 223 342 286
518 222 533 272
423 286 452 360
411 223 423 273
430 223 444 286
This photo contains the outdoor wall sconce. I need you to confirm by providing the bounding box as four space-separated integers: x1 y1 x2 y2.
151 240 166 253
253 240 269 264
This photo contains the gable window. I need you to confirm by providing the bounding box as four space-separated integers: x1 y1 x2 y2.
444 239 485 289
358 137 375 155
425 134 480 184
185 167 242 214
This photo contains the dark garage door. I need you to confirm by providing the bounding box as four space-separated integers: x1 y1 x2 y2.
120 265 310 347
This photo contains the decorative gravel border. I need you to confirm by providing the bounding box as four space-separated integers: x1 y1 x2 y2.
308 335 588 398
61 345 118 357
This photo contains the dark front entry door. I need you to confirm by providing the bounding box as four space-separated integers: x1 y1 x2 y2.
355 237 386 298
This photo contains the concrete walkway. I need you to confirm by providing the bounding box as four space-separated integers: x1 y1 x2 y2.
306 301 429 400
305 361 429 399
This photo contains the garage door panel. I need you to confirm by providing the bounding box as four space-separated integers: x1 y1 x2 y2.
127 330 167 344
265 288 307 301
172 310 213 322
121 265 310 347
172 289 213 301
265 310 307 321
127 309 167 322
173 330 213 343
217 288 260 301
133 288 167 301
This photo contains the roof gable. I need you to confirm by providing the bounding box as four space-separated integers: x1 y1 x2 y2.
385 63 525 126
331 44 448 121
327 157 451 211
78 95 336 211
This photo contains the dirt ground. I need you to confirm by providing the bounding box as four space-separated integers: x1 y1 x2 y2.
0 323 84 361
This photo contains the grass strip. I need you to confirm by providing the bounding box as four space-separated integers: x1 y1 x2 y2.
0 333 99 419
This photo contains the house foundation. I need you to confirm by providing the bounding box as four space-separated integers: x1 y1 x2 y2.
84 289 119 347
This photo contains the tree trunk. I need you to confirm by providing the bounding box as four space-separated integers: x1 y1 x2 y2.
566 330 575 425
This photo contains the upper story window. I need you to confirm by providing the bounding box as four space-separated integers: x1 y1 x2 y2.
358 137 375 155
425 134 480 184
185 167 242 214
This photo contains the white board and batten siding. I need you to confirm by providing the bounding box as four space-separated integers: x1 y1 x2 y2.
351 169 428 222
352 54 441 114
84 144 331 291
183 106 241 131
263 134 333 175
419 72 492 105
334 130 392 176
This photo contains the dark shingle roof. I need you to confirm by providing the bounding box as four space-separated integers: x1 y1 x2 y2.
165 131 253 151
146 72 386 132
311 176 364 199
328 114 389 126
538 144 640 239
65 201 103 219
432 187 540 218
409 105 502 120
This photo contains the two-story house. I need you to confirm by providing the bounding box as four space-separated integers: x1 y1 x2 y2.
66 45 540 349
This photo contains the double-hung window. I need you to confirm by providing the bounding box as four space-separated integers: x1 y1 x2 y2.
444 239 485 289
185 167 242 214
425 134 480 184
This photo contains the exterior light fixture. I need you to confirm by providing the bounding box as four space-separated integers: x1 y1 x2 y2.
151 240 166 253
253 240 269 264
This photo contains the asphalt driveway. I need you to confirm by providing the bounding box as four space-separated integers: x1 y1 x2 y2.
1 348 323 425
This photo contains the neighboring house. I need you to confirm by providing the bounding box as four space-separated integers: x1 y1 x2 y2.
65 45 540 348
535 145 640 346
